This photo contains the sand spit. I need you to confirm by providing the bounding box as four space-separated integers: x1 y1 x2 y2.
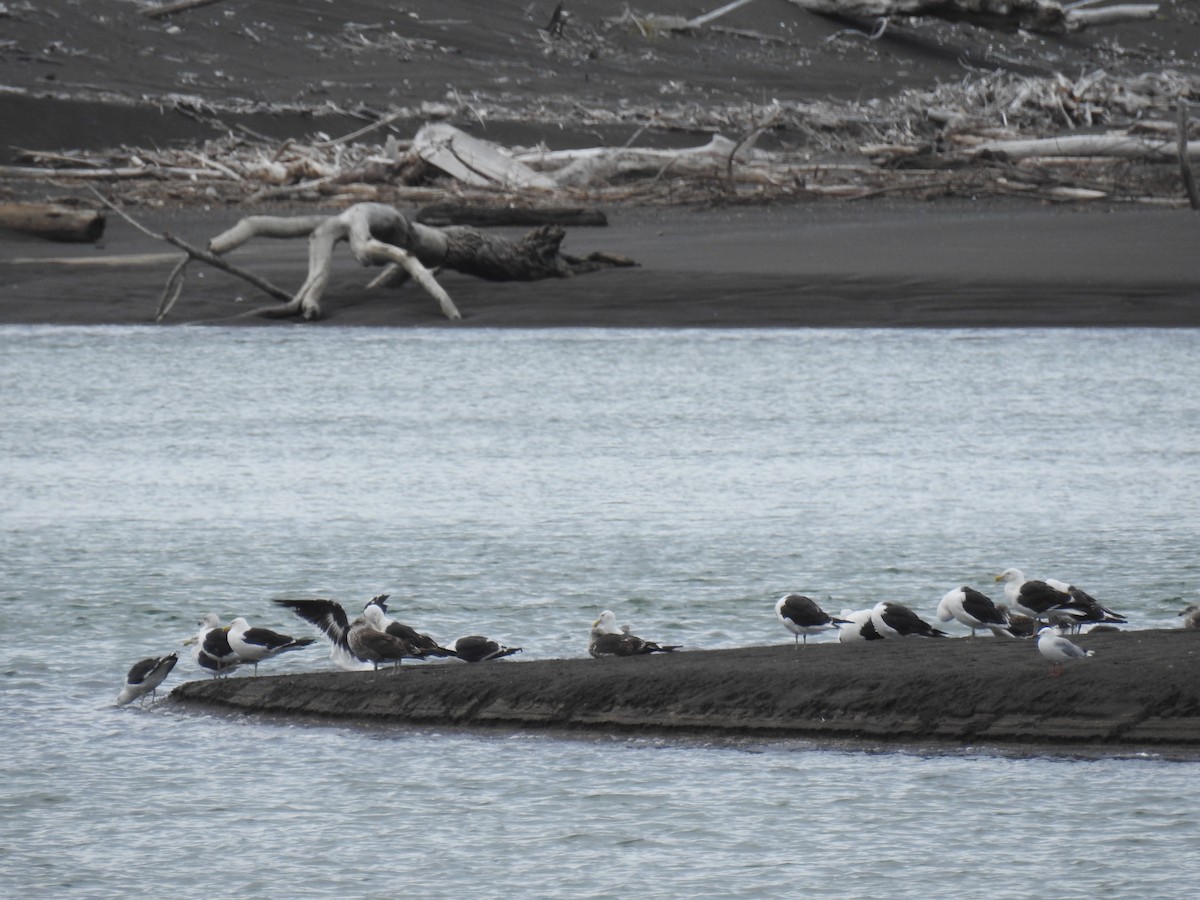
169 629 1200 752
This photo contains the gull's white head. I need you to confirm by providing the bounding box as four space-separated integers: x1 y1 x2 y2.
593 610 619 634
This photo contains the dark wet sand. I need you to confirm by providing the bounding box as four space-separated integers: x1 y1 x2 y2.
170 629 1200 754
4 203 1200 328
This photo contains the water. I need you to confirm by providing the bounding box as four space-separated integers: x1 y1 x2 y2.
2 325 1199 897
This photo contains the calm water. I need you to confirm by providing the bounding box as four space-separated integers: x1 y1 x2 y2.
2 325 1199 897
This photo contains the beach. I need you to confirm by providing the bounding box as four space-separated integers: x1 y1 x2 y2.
3 2 1200 330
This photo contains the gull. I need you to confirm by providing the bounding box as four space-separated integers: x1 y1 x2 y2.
115 652 178 707
363 595 457 658
588 610 679 658
1037 625 1095 677
1043 579 1126 632
226 617 315 675
936 586 1013 639
274 597 421 674
448 635 523 662
995 568 1072 621
870 601 948 638
185 613 242 678
774 593 851 647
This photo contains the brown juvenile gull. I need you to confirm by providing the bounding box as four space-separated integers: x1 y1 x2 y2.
272 597 378 672
115 652 178 707
588 610 679 658
774 593 851 647
363 594 457 658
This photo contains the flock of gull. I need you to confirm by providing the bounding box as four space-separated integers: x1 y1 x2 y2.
114 568 1189 707
770 567 1127 679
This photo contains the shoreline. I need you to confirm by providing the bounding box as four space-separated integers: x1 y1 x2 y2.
5 203 1200 328
168 629 1200 755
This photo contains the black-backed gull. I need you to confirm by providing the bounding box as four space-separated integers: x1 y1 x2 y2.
774 593 851 647
449 635 523 662
870 601 948 638
995 568 1072 620
936 586 1012 639
115 652 178 707
226 617 315 675
187 613 242 678
588 609 679 658
363 594 457 658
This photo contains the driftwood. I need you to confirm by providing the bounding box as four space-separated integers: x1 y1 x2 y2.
141 0 230 19
0 203 105 243
1179 101 1200 211
187 203 635 322
415 204 609 228
412 123 557 191
971 134 1200 161
789 0 1158 33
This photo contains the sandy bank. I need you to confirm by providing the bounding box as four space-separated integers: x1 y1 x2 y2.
169 629 1200 753
4 204 1200 328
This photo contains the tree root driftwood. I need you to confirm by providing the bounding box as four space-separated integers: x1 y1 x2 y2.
162 202 634 323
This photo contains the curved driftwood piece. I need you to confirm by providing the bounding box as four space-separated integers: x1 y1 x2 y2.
204 202 635 322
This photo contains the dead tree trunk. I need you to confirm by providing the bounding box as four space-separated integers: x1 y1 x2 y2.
200 202 633 322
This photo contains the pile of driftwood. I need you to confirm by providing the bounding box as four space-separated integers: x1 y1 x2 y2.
4 66 1198 210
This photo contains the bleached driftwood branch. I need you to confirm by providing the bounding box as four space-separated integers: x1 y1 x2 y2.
971 134 1200 161
201 203 635 322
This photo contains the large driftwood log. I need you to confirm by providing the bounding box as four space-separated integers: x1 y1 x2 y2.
789 0 1158 33
971 134 1200 161
203 203 634 322
0 203 105 243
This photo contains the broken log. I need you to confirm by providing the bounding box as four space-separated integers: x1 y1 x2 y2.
415 204 608 228
972 134 1200 161
0 203 105 243
141 0 230 19
789 0 1158 34
412 123 557 191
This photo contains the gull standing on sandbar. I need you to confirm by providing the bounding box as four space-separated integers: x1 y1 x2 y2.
363 594 458 658
275 597 421 673
187 613 242 678
226 617 315 675
1037 625 1095 677
1043 579 1126 631
774 593 851 647
995 568 1072 622
870 601 948 638
936 586 1012 639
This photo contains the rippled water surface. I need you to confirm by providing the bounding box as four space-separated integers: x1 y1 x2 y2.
3 326 1199 898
